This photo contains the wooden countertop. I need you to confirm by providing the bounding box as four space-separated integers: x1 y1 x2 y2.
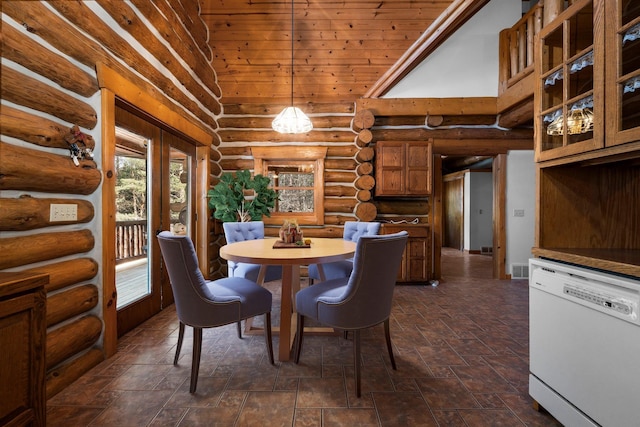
0 272 49 298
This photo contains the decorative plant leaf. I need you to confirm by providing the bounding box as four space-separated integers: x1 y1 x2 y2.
207 170 278 222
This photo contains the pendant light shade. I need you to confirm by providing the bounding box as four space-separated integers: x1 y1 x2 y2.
272 0 312 134
272 106 313 134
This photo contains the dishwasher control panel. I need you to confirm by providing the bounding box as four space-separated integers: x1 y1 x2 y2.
563 284 634 317
530 258 640 325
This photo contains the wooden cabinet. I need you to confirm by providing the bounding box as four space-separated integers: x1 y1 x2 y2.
375 140 432 197
535 0 603 162
605 0 640 146
535 0 640 160
533 0 640 278
381 224 431 284
0 272 48 427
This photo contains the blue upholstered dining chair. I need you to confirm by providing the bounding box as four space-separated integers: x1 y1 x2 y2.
294 231 408 397
157 231 274 393
307 221 381 283
223 221 282 283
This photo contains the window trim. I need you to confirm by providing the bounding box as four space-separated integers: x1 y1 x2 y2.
252 146 327 225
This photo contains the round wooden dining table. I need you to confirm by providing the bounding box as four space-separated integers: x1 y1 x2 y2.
220 237 356 361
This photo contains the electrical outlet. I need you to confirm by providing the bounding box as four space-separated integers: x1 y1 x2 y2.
50 204 78 222
513 209 525 217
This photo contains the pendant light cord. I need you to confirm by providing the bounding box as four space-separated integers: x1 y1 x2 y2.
290 0 294 107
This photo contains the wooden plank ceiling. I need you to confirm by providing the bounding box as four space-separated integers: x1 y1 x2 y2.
199 0 459 105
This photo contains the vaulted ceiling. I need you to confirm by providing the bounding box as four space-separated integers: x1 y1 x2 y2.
199 0 489 105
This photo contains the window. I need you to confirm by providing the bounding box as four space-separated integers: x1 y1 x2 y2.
252 146 327 225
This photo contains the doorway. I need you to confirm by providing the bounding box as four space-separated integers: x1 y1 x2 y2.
113 104 196 336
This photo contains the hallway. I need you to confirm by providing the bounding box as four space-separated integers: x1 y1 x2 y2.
47 249 560 426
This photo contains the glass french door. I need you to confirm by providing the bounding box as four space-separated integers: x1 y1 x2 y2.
114 105 195 336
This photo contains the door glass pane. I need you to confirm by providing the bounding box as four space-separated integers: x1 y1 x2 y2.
115 127 150 309
169 146 191 235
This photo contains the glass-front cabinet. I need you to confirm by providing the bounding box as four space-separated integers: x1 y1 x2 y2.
535 0 604 161
606 0 640 146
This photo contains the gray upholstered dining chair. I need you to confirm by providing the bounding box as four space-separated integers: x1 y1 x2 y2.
223 221 282 283
307 221 381 283
294 231 408 397
157 231 274 393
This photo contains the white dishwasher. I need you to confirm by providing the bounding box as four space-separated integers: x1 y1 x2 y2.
529 258 640 427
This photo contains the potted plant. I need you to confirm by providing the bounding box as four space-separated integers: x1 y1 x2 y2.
207 170 278 222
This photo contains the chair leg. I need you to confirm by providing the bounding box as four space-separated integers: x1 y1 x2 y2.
174 322 185 365
354 329 361 397
264 312 274 365
384 318 397 370
190 327 203 393
237 321 242 339
294 314 305 364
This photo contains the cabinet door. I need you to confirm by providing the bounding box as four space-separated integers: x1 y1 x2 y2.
375 142 404 195
535 0 604 161
407 142 432 195
406 237 429 282
375 141 432 196
605 0 640 146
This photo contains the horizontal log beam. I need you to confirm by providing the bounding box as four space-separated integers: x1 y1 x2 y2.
0 106 95 150
1 65 97 129
46 348 104 399
372 127 533 142
0 141 102 195
47 284 99 327
357 97 497 116
0 229 94 270
1 23 99 97
23 258 99 293
432 138 533 155
0 196 94 231
46 315 102 369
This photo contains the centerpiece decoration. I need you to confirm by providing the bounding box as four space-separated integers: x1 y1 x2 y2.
275 219 311 248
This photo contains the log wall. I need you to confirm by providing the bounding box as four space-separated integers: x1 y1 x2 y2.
0 0 220 398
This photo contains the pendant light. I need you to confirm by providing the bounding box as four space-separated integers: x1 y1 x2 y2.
272 0 313 134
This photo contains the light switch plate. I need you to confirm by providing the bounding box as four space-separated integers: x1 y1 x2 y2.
50 203 78 222
513 209 525 217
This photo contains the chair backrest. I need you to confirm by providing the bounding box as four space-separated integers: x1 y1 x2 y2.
342 221 381 242
318 231 408 329
157 231 239 325
223 221 265 244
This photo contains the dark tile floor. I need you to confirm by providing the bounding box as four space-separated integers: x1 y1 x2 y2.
47 249 562 426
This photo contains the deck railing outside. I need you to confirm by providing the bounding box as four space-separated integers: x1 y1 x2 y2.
116 220 147 264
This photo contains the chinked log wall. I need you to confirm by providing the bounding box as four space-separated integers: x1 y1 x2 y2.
0 0 220 398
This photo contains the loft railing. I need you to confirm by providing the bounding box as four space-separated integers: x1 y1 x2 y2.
499 3 543 94
116 220 147 264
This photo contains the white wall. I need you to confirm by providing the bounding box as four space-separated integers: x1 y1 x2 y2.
506 151 536 275
384 0 521 98
464 171 493 251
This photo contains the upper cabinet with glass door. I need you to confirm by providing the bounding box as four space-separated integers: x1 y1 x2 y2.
535 0 604 162
605 0 640 146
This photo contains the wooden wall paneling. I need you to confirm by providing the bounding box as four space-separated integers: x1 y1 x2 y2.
46 315 102 370
23 258 98 294
46 284 99 327
1 65 97 129
0 141 102 195
163 0 211 61
0 197 94 231
128 0 219 96
1 23 99 97
0 106 95 150
432 155 443 279
96 0 220 108
0 230 94 271
493 154 507 279
48 1 221 122
45 348 104 399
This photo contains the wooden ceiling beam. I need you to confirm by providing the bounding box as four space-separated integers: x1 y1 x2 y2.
365 0 490 98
